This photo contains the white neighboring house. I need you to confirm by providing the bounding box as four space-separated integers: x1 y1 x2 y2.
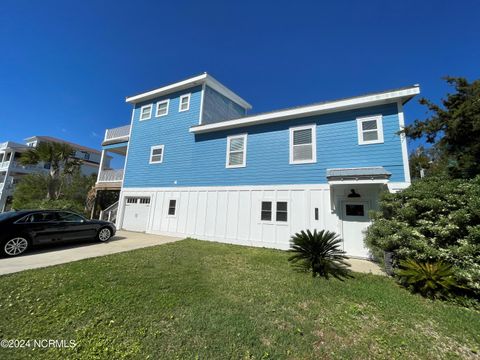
0 136 106 212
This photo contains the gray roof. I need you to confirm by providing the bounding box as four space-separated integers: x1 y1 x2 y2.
326 167 392 179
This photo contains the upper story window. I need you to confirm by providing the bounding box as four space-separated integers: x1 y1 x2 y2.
156 100 169 117
226 134 247 168
289 124 316 164
140 104 153 121
179 94 191 112
357 115 384 145
149 145 164 164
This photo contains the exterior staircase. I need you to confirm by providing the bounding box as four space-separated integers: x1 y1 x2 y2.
99 201 119 223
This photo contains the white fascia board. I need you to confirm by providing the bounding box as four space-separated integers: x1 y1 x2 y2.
190 86 420 134
125 73 252 110
126 74 207 104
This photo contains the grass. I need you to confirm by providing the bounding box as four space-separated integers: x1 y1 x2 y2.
0 239 479 359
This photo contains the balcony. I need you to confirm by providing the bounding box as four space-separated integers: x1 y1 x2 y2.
96 169 124 190
103 125 130 146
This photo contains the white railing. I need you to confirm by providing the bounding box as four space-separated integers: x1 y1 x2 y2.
98 169 124 182
104 125 130 142
10 161 46 171
0 161 10 170
99 201 118 223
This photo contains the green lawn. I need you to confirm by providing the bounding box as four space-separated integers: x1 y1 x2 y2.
0 239 479 359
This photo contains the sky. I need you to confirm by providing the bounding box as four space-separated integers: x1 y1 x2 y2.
0 0 479 154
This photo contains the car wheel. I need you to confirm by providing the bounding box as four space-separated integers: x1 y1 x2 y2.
2 237 30 257
97 227 112 242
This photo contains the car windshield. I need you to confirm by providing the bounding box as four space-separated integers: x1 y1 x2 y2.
0 211 20 222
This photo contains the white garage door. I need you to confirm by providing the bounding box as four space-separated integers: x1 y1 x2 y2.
122 197 151 232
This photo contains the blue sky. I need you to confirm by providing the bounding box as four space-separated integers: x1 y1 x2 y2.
1 0 478 153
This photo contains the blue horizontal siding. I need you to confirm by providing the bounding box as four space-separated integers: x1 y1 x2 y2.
124 99 406 188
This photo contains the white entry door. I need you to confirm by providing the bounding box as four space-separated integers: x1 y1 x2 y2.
122 197 151 232
340 201 371 258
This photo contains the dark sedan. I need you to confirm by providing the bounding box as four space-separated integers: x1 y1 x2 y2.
0 210 116 257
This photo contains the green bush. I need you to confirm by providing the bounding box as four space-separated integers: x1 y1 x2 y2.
365 176 480 297
288 229 352 280
396 259 459 299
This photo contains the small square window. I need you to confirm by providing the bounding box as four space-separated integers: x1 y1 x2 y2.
345 204 365 216
179 94 191 112
261 201 272 221
150 145 164 164
168 199 177 216
357 115 384 145
140 104 153 121
156 100 169 117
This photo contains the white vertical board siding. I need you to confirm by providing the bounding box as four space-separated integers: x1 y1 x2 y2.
120 185 337 250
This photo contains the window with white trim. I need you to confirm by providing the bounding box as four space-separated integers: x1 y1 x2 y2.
140 104 153 121
179 94 191 112
261 201 288 223
290 124 316 164
149 145 164 164
168 199 177 216
226 134 247 168
156 100 169 117
357 115 384 145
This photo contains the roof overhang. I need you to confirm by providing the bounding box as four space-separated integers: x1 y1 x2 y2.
190 85 420 134
327 167 391 185
125 73 252 109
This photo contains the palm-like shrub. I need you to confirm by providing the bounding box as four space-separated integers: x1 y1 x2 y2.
288 230 352 279
396 259 459 299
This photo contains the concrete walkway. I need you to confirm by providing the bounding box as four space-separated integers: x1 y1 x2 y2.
0 231 182 276
347 258 385 275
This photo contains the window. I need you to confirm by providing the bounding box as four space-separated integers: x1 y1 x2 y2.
168 200 177 216
126 197 150 204
21 212 57 223
261 201 272 221
140 104 153 121
150 145 164 164
345 204 365 217
357 115 384 145
57 212 84 222
290 125 316 164
179 94 191 112
226 134 247 168
261 201 288 223
156 100 169 117
276 201 288 222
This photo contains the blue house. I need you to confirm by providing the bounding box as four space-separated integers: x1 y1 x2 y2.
96 73 419 257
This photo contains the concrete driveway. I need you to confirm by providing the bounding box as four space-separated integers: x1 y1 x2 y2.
0 231 182 276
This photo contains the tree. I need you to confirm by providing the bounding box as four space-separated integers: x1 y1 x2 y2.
20 142 81 199
12 171 96 216
404 77 480 179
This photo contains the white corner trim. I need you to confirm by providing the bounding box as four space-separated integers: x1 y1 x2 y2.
397 101 411 183
198 83 206 125
190 86 420 134
179 93 191 112
289 124 317 164
155 99 169 117
139 104 153 121
226 133 247 168
356 115 384 145
149 144 164 164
